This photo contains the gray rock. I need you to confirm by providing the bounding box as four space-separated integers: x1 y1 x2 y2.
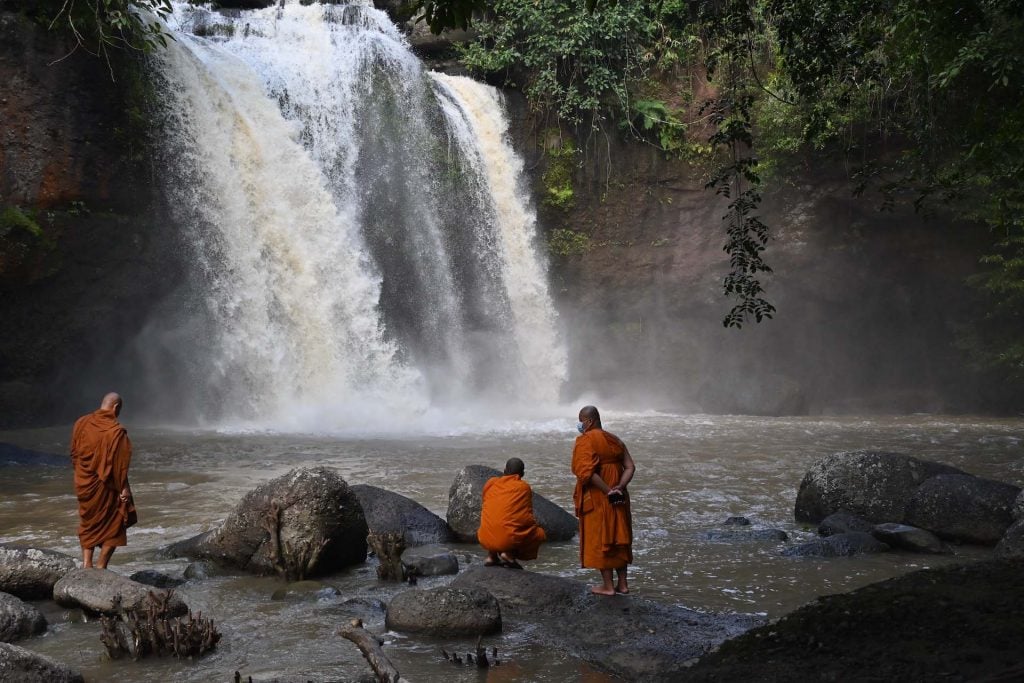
446 465 576 542
182 561 232 581
0 642 83 683
903 474 1020 545
453 565 763 682
724 516 751 526
995 519 1024 558
1012 490 1024 521
351 484 456 546
400 545 459 577
0 592 46 642
386 585 501 636
794 451 965 523
53 568 188 617
700 529 789 543
818 510 875 536
166 467 368 576
129 570 185 589
871 523 950 554
782 532 891 558
0 545 78 599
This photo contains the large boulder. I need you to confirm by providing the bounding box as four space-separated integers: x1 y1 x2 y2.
350 484 456 546
0 545 78 599
385 585 501 636
446 465 576 542
817 510 875 536
453 565 763 682
794 451 965 523
0 592 46 642
0 642 83 683
903 474 1020 545
53 568 188 617
781 532 891 558
400 545 459 577
996 519 1024 558
871 523 950 554
167 467 368 576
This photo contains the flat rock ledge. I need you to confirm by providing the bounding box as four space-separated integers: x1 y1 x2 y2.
0 545 79 600
0 642 83 683
53 568 188 617
386 585 500 637
0 592 46 642
452 565 763 682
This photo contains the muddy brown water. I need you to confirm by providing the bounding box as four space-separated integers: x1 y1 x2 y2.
1 412 1021 682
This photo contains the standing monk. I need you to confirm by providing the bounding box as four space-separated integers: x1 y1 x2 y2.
478 458 547 569
70 392 134 569
572 405 635 595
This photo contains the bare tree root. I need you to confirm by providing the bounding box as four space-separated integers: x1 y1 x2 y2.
99 590 220 660
339 618 409 683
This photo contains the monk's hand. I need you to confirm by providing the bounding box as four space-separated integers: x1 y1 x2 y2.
119 487 130 502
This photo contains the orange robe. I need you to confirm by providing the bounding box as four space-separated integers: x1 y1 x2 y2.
572 428 632 569
70 408 133 549
477 474 547 560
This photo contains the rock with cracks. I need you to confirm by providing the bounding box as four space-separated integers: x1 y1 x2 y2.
0 545 78 600
386 585 501 637
903 474 1020 545
166 467 368 578
0 642 83 683
0 592 46 642
351 484 456 546
53 568 188 617
446 465 576 542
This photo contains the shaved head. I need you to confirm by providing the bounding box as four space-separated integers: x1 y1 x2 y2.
579 405 601 428
100 392 123 416
504 457 525 476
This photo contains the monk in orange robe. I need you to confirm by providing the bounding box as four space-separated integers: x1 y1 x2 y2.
70 392 134 569
572 405 636 595
478 458 547 568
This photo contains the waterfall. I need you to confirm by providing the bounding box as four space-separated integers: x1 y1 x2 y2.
151 1 565 431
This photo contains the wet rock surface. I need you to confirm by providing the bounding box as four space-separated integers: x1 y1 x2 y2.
817 510 875 536
129 570 186 589
871 523 950 554
681 559 1024 682
0 592 46 643
400 545 459 577
351 484 456 546
167 467 368 576
453 565 763 682
0 545 78 600
699 529 789 543
782 531 891 558
446 465 576 542
996 519 1024 558
53 568 188 617
0 443 64 467
0 642 84 683
903 474 1020 545
386 585 501 637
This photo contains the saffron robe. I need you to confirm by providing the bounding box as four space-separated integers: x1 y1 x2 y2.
478 474 547 560
70 408 133 549
572 428 632 569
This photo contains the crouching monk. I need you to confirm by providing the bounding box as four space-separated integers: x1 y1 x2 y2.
478 458 547 569
70 392 134 569
572 405 635 595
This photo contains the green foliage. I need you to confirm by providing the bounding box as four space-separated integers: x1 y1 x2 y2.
548 228 592 256
0 207 43 240
542 136 578 210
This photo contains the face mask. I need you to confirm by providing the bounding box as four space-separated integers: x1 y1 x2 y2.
577 421 586 434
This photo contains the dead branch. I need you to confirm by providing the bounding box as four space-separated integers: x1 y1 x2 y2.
339 618 409 683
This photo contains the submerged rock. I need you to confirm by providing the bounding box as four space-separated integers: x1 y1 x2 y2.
0 642 83 683
871 523 950 554
0 545 79 600
351 484 456 546
53 568 188 617
453 565 763 682
817 510 875 536
782 531 891 558
386 585 501 636
903 474 1020 545
400 545 459 577
996 519 1024 558
166 467 368 577
446 465 576 542
700 529 789 543
724 516 751 526
0 592 46 643
794 451 965 523
129 570 185 589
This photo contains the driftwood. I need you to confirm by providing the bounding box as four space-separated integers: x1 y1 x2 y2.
339 618 409 683
262 501 329 582
366 531 405 581
100 590 220 660
441 637 500 667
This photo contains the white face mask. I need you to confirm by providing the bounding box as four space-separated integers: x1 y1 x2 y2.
577 421 586 434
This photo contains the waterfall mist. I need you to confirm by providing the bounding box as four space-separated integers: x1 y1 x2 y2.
134 1 566 432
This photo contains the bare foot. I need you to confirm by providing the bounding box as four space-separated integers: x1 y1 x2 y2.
615 586 630 594
591 586 616 596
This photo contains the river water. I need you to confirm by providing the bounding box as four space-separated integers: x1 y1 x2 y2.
1 412 1021 681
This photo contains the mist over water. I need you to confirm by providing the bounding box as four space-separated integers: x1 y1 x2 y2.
142 1 565 433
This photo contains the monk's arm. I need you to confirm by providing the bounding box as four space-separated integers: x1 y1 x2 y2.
611 449 636 493
112 434 132 499
587 473 612 494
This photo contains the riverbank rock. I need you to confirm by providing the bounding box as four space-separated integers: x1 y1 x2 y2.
129 570 185 589
903 474 1020 545
453 565 762 682
400 545 458 577
351 484 456 546
446 465 576 542
871 523 950 554
0 593 46 642
681 559 1024 682
385 585 500 636
53 568 188 617
817 510 874 536
0 642 83 683
167 467 368 576
794 451 965 523
996 520 1024 558
0 545 78 599
782 531 891 558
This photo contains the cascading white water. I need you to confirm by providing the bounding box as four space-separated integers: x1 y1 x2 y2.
153 0 565 430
